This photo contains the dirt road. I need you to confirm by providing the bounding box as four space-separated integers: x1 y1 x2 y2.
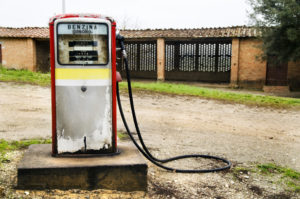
0 82 299 198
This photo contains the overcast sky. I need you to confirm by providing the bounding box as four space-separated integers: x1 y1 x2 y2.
0 0 252 29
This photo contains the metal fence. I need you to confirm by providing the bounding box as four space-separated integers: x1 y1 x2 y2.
118 39 232 82
165 39 232 82
118 41 157 79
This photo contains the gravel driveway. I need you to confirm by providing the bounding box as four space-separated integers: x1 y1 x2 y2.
0 82 299 198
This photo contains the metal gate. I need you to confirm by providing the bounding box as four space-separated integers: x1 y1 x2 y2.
165 39 232 82
266 56 288 86
118 41 157 79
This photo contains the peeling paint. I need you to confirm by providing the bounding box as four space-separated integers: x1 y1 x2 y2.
56 85 112 154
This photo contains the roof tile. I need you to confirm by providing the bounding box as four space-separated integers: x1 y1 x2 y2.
0 27 49 39
0 26 260 39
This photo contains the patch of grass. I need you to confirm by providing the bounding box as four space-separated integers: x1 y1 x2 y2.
0 152 10 164
1 67 299 108
0 66 50 86
257 163 300 179
257 163 300 192
232 166 256 174
231 166 256 181
287 181 300 192
0 139 51 165
231 164 300 192
0 139 52 152
119 82 300 108
117 131 129 140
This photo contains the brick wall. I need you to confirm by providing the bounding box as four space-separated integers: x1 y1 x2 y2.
0 38 36 71
0 35 298 91
237 38 267 89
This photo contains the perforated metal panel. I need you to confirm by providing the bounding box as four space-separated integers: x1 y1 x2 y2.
165 39 232 82
117 41 157 79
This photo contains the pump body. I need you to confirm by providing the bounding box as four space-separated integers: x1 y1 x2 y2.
49 14 117 155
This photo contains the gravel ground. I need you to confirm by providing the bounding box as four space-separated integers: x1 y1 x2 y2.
0 82 299 198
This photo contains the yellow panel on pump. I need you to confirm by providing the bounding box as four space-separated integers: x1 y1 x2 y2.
55 68 110 80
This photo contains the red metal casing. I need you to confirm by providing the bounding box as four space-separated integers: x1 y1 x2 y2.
49 14 117 155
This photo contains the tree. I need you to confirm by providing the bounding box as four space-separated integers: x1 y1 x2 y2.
248 0 300 63
117 14 141 30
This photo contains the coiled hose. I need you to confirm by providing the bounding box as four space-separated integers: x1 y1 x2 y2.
116 35 231 173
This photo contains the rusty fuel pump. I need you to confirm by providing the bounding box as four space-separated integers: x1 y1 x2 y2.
49 13 231 172
49 14 118 155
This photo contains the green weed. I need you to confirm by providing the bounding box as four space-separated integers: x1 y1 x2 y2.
0 139 51 166
0 139 51 152
257 163 300 179
232 166 256 174
287 181 300 192
117 131 129 140
231 164 300 192
0 152 10 164
257 163 300 192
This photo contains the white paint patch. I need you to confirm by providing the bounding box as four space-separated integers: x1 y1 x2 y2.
86 86 112 150
57 134 85 153
55 79 111 86
56 85 112 154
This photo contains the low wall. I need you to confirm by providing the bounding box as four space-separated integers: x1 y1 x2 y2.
0 38 36 71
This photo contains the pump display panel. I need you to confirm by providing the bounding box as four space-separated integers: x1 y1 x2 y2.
57 23 108 65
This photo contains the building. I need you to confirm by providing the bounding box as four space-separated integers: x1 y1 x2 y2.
0 26 299 91
0 27 49 72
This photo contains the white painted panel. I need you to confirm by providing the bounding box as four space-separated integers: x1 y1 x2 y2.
56 85 112 153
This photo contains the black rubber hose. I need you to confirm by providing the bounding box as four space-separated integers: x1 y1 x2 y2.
117 35 232 173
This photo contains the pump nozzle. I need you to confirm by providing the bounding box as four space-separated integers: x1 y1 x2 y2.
116 34 125 50
116 34 127 59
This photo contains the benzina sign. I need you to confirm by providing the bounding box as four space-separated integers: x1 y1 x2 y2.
57 23 107 35
68 24 98 34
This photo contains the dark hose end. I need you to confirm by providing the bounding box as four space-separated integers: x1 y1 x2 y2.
116 34 125 50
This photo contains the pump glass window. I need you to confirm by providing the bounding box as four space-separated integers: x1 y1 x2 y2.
57 23 108 65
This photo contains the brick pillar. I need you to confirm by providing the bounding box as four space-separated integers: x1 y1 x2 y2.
157 38 165 81
230 38 240 87
27 38 37 71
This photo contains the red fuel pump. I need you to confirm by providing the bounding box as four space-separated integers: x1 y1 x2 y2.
49 13 231 173
49 14 117 155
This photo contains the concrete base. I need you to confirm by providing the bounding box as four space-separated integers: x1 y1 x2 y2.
17 142 148 191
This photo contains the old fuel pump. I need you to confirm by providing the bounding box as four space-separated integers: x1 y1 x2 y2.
49 14 117 155
49 13 231 173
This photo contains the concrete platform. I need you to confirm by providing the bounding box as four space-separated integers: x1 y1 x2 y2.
17 142 148 191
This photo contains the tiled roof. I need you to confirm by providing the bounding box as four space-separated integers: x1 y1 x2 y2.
0 27 49 39
120 26 260 38
0 26 259 39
